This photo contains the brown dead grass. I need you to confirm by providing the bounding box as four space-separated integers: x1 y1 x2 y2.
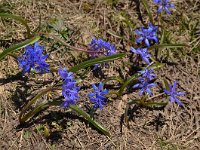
0 0 199 149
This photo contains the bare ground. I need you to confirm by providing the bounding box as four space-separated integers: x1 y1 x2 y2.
0 0 200 149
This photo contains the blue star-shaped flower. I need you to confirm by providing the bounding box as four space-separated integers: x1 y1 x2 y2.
58 67 79 108
130 47 151 64
134 68 157 96
18 42 49 75
138 68 156 81
153 0 175 14
134 79 157 96
58 67 74 80
134 23 158 47
163 81 185 106
88 82 109 110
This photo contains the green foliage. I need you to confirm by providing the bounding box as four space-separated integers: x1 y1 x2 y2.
0 36 40 61
140 0 153 23
23 131 32 139
0 2 14 14
69 53 125 73
47 18 74 40
0 13 31 37
157 137 178 150
106 0 119 6
118 63 164 96
69 105 111 137
18 53 125 137
162 79 170 91
180 15 199 40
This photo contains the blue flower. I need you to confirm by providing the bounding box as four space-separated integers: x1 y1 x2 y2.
58 67 74 80
153 0 175 14
89 37 117 69
138 68 156 81
88 82 109 110
89 37 116 57
59 67 79 108
163 81 185 106
134 68 157 96
130 47 151 64
134 23 158 47
134 79 157 96
18 42 49 75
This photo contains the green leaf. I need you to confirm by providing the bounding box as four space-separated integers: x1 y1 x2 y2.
0 13 31 37
0 36 40 61
103 76 124 84
144 102 168 109
20 102 51 124
107 30 124 39
118 73 139 96
69 53 125 73
140 0 153 23
19 85 111 137
149 62 164 70
162 79 170 91
19 85 56 124
149 43 188 50
160 30 165 44
69 105 111 137
19 96 111 137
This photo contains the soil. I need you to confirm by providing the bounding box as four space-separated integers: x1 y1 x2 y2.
0 0 199 149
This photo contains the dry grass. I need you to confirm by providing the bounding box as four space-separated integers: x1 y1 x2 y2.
0 0 199 149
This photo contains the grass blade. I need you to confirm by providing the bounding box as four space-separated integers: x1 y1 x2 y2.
140 0 153 23
0 13 31 37
69 105 111 137
162 79 170 91
145 102 168 109
69 53 125 73
19 86 56 124
149 43 188 50
118 73 140 96
0 36 40 61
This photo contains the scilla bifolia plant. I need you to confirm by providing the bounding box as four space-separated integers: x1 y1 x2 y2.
0 0 186 137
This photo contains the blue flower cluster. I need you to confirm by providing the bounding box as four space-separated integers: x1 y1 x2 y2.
129 1 185 106
89 37 116 69
131 22 158 95
16 0 181 110
89 37 116 57
130 47 151 64
18 42 50 75
130 23 158 65
58 67 79 108
88 82 109 110
134 68 157 96
59 67 109 110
